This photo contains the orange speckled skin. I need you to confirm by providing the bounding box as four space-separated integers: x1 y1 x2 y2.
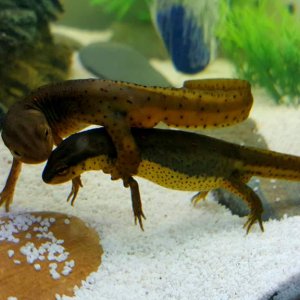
0 78 253 212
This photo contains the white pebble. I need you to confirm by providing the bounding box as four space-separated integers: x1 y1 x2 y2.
13 259 21 265
50 268 61 280
66 260 75 268
34 263 41 271
64 218 70 225
61 266 72 276
25 233 32 239
49 262 58 269
8 249 15 258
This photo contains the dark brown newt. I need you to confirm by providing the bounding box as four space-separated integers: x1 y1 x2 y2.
42 127 300 232
1 78 253 224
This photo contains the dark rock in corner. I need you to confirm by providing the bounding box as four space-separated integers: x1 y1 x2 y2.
79 42 171 87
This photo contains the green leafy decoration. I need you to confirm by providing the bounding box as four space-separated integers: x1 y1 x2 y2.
217 0 300 105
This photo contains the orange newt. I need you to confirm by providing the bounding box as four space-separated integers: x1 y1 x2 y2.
1 78 253 223
43 127 300 232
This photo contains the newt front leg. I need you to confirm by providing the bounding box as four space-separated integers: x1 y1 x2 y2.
104 114 141 184
0 158 22 212
127 176 146 230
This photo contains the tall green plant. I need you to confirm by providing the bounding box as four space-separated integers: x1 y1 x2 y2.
217 0 300 105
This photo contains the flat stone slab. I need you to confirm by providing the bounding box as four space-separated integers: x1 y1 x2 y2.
79 41 171 86
0 211 103 299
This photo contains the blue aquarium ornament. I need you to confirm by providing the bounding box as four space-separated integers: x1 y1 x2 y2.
151 0 219 74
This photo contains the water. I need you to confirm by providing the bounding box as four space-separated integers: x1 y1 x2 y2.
0 0 300 299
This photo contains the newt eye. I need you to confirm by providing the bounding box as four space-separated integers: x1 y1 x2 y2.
11 150 21 159
56 166 68 176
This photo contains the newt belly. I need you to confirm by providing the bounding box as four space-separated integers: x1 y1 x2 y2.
42 128 300 233
1 78 253 222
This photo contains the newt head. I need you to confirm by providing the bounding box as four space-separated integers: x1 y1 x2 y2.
42 129 114 185
42 138 87 184
42 159 76 185
1 107 53 164
42 133 94 184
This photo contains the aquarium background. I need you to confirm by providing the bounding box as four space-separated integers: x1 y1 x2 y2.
0 0 300 299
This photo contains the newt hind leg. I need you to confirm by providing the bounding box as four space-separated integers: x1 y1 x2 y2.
221 176 264 233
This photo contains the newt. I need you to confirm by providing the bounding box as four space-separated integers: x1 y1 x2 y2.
1 78 253 225
42 127 300 232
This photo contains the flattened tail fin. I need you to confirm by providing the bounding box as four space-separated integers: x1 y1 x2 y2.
236 147 300 182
